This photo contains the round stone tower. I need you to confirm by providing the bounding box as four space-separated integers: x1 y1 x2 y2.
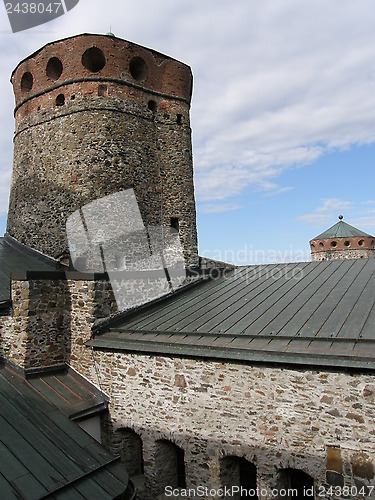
7 33 198 267
310 215 375 261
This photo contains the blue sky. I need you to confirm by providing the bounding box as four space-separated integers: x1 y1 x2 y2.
0 0 375 264
198 143 375 263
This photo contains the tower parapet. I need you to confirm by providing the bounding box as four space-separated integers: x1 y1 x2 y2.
7 33 198 267
310 215 375 261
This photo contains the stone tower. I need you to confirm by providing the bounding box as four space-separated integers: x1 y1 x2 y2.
310 215 375 261
7 33 198 267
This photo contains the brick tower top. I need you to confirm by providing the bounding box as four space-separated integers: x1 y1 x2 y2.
11 33 193 126
310 215 375 261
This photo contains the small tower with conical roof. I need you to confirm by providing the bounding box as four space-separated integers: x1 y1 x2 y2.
310 216 375 261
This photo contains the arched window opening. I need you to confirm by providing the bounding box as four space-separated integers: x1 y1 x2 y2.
114 428 144 478
155 440 186 494
220 456 258 499
170 217 180 232
277 468 314 500
148 100 157 112
98 85 108 97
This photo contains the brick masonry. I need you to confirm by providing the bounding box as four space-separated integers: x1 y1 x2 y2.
310 236 375 261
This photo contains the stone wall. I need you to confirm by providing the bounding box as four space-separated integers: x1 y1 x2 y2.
312 248 375 261
76 350 375 499
8 34 198 267
0 274 193 372
0 279 71 369
0 277 113 370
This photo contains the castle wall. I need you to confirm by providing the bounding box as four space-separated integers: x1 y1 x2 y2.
0 279 71 369
7 34 198 267
0 274 191 371
2 276 375 498
82 349 375 500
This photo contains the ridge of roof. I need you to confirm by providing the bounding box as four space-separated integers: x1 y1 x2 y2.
0 235 61 305
89 260 375 370
312 220 374 240
0 358 132 498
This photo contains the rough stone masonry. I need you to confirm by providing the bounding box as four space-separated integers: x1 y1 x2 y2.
7 34 198 267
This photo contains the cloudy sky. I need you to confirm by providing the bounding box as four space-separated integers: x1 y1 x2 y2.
1 0 375 263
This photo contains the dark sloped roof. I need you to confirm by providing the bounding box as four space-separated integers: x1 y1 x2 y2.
26 366 108 420
0 235 60 308
0 361 134 499
313 220 373 240
90 259 375 370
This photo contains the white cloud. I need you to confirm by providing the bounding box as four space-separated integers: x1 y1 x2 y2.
351 216 375 229
0 169 11 216
1 0 375 213
298 198 375 231
198 202 240 214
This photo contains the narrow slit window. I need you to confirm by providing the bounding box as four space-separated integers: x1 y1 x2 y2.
98 85 107 97
171 217 179 231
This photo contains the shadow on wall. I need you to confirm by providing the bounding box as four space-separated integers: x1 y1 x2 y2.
95 415 375 500
97 420 322 500
22 277 118 371
24 279 72 370
7 110 162 262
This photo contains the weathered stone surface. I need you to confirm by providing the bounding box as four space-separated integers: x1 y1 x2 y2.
8 34 198 268
351 452 375 480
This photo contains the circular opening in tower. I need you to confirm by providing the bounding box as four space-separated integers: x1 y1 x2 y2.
82 47 106 73
21 72 33 92
129 57 148 81
319 242 324 247
344 240 351 247
358 239 365 246
46 57 63 80
56 94 65 106
148 100 157 112
330 241 337 248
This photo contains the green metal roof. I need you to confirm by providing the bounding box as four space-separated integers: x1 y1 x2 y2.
313 218 373 240
0 361 135 499
26 366 109 420
0 235 60 309
90 259 375 370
